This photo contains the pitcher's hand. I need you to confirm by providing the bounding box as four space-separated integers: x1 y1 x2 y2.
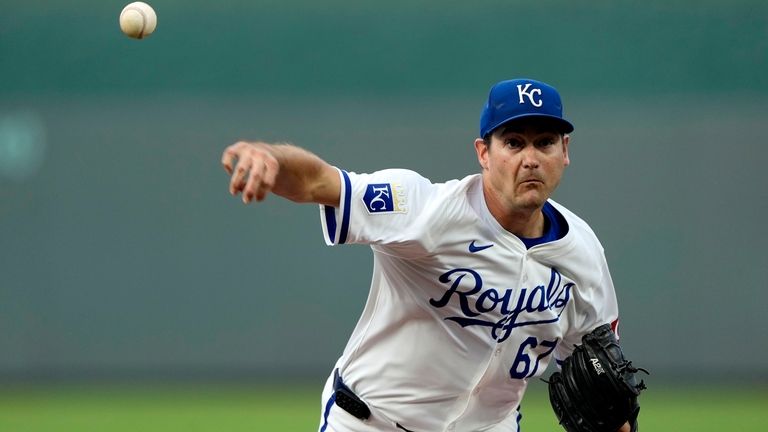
222 141 280 204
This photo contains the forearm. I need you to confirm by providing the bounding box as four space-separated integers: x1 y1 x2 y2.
267 143 340 206
222 141 340 207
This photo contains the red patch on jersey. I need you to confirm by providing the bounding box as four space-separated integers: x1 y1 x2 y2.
611 318 620 339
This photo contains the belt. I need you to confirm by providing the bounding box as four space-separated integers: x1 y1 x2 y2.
333 369 371 420
333 370 415 431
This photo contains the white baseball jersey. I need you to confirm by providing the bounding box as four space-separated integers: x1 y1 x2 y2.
318 168 619 432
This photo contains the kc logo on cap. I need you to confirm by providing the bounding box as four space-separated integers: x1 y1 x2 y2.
479 78 574 138
517 83 543 107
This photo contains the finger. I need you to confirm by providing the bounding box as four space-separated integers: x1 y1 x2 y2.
221 143 243 175
229 156 252 196
254 157 278 202
243 160 266 203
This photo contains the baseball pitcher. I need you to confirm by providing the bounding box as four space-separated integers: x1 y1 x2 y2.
221 78 647 432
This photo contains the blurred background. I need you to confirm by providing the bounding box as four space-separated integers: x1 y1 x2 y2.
1 0 767 430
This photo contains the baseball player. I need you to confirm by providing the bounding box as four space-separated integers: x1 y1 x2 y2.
221 79 636 432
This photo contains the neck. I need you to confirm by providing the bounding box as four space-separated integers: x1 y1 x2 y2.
482 182 546 238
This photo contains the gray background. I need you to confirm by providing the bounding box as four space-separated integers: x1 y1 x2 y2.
1 0 766 382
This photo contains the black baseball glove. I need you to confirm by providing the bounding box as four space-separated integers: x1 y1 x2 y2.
547 324 648 432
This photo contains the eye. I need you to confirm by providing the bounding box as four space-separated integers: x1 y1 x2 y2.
504 138 524 149
536 136 557 148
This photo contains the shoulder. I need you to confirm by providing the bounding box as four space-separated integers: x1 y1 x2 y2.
428 173 481 202
341 169 481 254
417 174 484 246
346 168 479 206
348 168 476 190
423 173 482 215
345 168 434 194
547 199 605 253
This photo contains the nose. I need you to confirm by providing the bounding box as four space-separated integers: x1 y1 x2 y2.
521 146 540 169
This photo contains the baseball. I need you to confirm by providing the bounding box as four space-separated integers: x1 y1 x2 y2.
119 2 157 39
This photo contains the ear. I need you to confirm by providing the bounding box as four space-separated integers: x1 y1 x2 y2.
562 134 571 167
474 138 489 170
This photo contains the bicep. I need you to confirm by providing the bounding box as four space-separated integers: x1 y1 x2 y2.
320 169 438 250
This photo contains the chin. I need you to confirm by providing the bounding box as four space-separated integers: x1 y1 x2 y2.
512 198 545 212
524 201 546 210
516 191 547 209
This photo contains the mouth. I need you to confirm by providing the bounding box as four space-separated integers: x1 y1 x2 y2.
520 178 544 186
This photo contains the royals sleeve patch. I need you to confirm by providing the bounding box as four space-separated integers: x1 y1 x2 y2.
362 183 407 214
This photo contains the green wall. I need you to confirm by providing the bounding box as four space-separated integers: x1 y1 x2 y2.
1 1 766 381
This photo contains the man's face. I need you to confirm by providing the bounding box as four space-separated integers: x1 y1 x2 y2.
474 121 570 213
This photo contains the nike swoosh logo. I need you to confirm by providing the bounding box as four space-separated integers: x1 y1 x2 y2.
469 240 494 253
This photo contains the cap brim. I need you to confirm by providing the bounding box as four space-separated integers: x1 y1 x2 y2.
485 113 574 137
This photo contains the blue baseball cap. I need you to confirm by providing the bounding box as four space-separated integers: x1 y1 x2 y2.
480 78 574 138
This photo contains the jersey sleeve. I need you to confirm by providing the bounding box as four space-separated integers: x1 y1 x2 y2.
318 167 438 252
